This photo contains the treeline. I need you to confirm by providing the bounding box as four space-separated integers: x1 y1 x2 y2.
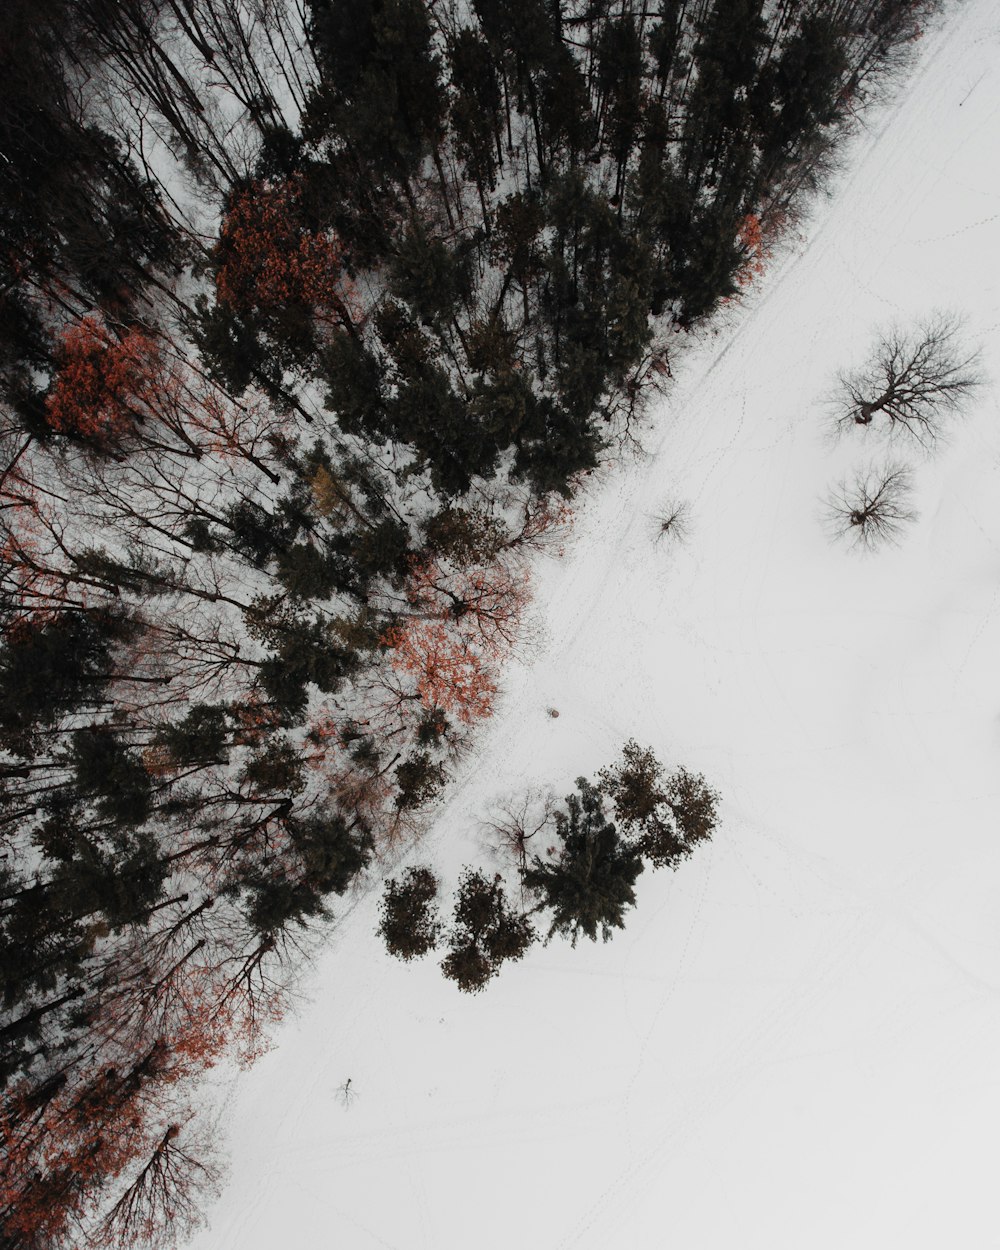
0 0 939 1245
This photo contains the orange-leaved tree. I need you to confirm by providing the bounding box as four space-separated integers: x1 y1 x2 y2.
734 212 780 289
215 176 359 331
0 1064 158 1249
402 555 530 661
44 317 160 448
379 546 534 724
380 619 496 724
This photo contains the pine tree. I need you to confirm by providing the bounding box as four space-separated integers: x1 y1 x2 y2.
65 729 152 827
152 705 230 767
378 866 442 960
0 610 136 750
394 752 446 810
521 778 644 945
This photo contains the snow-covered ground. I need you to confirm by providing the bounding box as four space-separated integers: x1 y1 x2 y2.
190 5 1000 1247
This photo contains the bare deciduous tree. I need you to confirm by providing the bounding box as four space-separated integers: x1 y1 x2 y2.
483 789 557 871
826 461 917 550
831 313 982 446
92 1117 222 1250
653 498 690 543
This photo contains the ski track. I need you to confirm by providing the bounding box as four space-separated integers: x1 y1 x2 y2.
188 5 1000 1249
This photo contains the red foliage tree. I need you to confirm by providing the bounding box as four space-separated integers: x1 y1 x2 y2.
215 177 359 328
403 555 530 661
1 1065 156 1249
379 548 534 725
734 211 785 289
0 896 289 1248
381 619 496 724
44 318 160 448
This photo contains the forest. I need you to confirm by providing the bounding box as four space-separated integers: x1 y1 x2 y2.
0 0 939 1245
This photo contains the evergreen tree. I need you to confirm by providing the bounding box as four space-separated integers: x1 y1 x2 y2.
320 331 388 439
389 227 473 331
378 866 442 960
239 736 306 796
522 778 644 945
153 705 230 766
441 869 534 992
275 543 350 602
241 808 371 933
48 829 166 932
448 28 503 200
0 610 136 751
595 14 644 198
305 0 445 183
513 393 600 497
254 613 359 719
752 15 848 182
394 752 446 810
290 807 372 896
65 730 152 828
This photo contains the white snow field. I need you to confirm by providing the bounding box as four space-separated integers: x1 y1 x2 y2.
190 5 1000 1248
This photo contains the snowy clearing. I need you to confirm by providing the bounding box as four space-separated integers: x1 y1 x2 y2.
190 4 1000 1247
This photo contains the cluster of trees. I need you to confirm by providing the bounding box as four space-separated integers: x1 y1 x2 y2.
378 742 719 990
825 314 982 549
0 0 942 1243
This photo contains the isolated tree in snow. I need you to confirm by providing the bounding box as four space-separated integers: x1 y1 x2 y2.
598 741 664 831
831 313 982 445
440 870 534 993
378 866 442 961
827 460 917 551
521 778 644 945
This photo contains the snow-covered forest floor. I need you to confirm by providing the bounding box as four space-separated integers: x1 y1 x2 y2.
190 3 1000 1246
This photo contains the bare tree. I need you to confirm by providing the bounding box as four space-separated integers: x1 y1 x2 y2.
483 789 557 871
826 461 917 551
652 498 690 544
831 313 982 446
92 1116 222 1250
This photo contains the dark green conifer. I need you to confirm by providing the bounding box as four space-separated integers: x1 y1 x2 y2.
394 753 446 810
521 778 644 945
378 866 442 960
440 869 534 992
153 705 230 766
